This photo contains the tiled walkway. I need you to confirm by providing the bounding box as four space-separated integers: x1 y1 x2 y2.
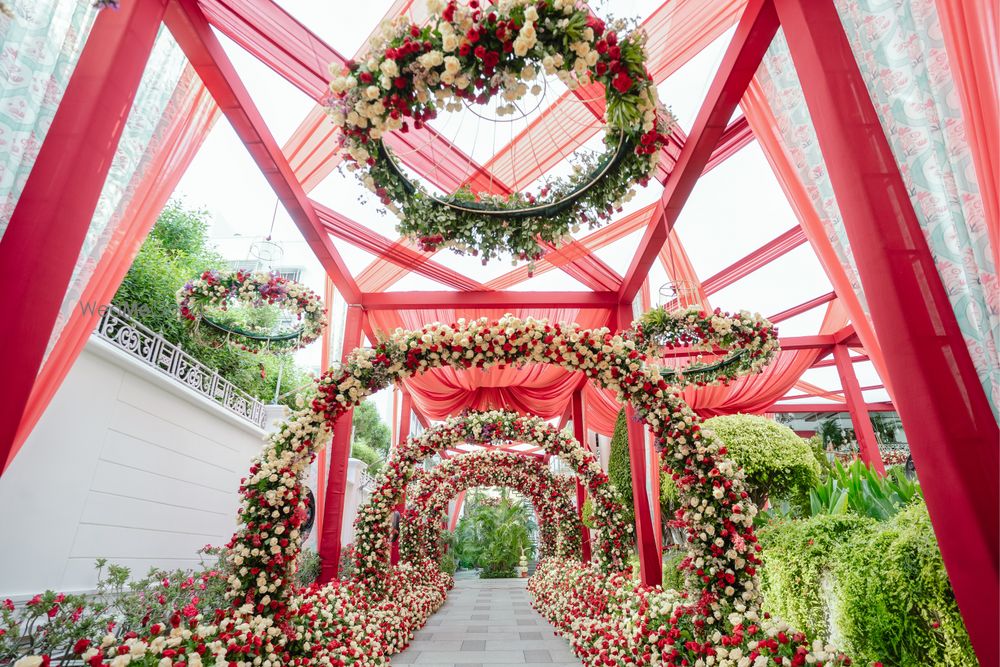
393 573 582 666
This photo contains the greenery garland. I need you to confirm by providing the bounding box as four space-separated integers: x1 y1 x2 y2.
327 0 672 263
176 269 327 353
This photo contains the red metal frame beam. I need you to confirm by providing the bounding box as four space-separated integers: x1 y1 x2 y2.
313 202 486 292
360 291 619 310
619 0 779 302
775 0 999 658
701 226 807 296
0 0 169 472
767 292 837 324
316 305 364 582
767 402 895 413
571 389 592 562
812 354 868 369
165 0 361 303
615 305 662 586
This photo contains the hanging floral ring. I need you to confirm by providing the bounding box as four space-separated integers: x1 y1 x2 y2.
327 0 672 263
176 269 327 354
630 305 780 386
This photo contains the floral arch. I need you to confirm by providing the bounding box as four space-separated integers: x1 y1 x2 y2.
230 308 778 626
397 449 581 563
352 410 633 580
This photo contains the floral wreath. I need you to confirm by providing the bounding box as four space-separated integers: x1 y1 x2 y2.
176 269 326 353
631 304 779 384
352 410 632 582
327 0 672 263
398 449 581 563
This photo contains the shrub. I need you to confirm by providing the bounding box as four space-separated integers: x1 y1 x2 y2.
703 413 820 507
832 502 975 666
608 408 678 535
758 502 975 666
808 459 921 521
350 440 383 473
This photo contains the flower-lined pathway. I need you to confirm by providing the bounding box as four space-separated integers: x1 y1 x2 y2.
393 572 582 666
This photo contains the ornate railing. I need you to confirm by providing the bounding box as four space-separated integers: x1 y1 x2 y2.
94 306 267 428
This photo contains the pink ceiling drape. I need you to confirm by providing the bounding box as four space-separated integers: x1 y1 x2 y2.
368 308 610 420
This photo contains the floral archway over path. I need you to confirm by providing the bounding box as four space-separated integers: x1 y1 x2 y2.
352 410 632 579
230 308 780 621
397 448 582 563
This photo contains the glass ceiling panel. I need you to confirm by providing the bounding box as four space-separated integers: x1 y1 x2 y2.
709 244 833 321
674 142 803 280
656 27 735 133
591 227 647 276
275 0 398 61
215 29 315 146
509 271 593 292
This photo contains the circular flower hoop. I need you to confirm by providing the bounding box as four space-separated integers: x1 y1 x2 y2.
631 305 779 386
352 410 632 581
327 0 672 262
176 269 327 353
399 449 581 562
229 307 779 637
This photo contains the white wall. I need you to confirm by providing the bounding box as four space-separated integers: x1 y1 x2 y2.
0 338 267 598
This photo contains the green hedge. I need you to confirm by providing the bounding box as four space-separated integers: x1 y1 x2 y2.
703 414 820 507
759 502 975 666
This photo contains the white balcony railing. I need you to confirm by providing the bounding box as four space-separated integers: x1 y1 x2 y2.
94 305 267 428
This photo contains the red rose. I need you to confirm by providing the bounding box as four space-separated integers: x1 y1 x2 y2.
611 72 633 94
595 61 608 76
394 77 407 90
474 45 486 59
73 638 91 654
586 15 605 36
459 42 471 56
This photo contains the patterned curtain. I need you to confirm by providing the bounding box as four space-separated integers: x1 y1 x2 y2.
751 0 999 417
0 0 97 226
49 27 191 356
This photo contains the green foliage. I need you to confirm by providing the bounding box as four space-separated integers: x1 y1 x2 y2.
703 414 821 508
758 514 877 640
438 531 458 575
608 409 636 528
350 440 384 473
352 400 391 455
295 547 321 586
453 491 535 578
809 459 922 521
661 548 686 591
112 200 315 408
758 503 974 666
832 503 974 665
580 495 595 529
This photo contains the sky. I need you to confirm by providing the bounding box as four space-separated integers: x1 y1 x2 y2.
170 0 891 418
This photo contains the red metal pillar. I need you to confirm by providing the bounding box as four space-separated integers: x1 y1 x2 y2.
616 304 662 585
390 392 413 565
571 389 592 563
448 490 467 531
0 0 168 472
318 305 364 583
774 0 999 661
315 278 336 537
832 344 885 474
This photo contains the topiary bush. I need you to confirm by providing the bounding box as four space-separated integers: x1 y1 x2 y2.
607 409 636 528
350 440 383 473
703 413 821 508
758 502 975 666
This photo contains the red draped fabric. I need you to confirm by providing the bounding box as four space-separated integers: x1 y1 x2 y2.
740 78 895 401
367 307 610 420
4 74 217 471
